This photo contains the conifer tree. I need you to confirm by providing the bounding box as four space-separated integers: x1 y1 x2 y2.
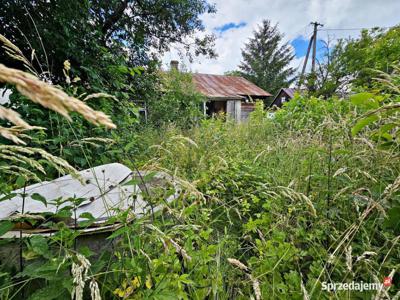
239 20 296 97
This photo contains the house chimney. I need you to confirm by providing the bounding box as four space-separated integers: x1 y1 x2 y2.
170 60 179 71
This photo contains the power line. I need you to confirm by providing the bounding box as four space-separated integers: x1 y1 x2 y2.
320 25 396 31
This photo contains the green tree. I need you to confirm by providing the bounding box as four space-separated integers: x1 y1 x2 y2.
0 0 217 90
340 26 400 88
147 69 205 128
306 39 349 98
311 26 400 98
0 0 217 172
238 20 296 97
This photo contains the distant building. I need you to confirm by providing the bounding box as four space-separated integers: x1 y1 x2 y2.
192 73 271 122
0 88 11 105
270 88 296 108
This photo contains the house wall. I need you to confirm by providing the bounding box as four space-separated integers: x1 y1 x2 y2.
226 100 241 122
241 102 256 120
206 99 257 122
0 88 11 105
272 91 290 108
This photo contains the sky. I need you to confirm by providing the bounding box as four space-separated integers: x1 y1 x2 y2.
162 0 400 75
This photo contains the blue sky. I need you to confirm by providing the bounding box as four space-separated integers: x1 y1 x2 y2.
290 37 327 60
214 23 328 60
162 0 400 74
214 21 247 33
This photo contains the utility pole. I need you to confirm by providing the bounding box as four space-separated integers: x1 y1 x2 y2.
311 22 323 73
298 21 324 88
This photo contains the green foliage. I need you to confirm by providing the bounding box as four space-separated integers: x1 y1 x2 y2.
0 0 216 87
1 14 400 299
238 20 296 97
311 26 400 98
1 93 400 299
147 70 205 128
350 67 400 148
340 26 400 88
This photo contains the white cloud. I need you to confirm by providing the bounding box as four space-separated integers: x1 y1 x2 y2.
162 0 400 74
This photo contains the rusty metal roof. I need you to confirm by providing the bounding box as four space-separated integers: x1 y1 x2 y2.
193 73 271 100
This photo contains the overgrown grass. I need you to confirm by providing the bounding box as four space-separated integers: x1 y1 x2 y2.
1 97 400 299
117 98 399 299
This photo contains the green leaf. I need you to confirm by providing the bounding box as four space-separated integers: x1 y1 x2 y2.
350 92 379 109
78 212 96 227
107 226 129 239
351 115 379 136
124 172 158 186
123 178 141 186
384 207 400 234
152 290 179 300
379 123 398 134
15 176 26 188
17 260 62 280
30 235 49 257
79 212 95 220
0 193 16 202
0 221 14 236
54 207 73 219
143 171 158 182
31 193 48 207
28 282 66 300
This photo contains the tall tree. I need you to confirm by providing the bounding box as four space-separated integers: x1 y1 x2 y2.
308 26 400 98
239 20 296 98
0 0 216 90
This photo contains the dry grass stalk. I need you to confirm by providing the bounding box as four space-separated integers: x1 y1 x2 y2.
0 34 36 74
249 274 261 300
0 64 116 130
69 137 115 148
301 279 310 300
227 258 249 272
373 269 396 300
0 105 45 144
345 245 352 273
227 258 261 300
83 93 119 102
89 279 102 300
146 224 192 261
169 238 192 261
0 106 32 128
0 126 27 144
71 253 91 300
355 251 377 263
382 174 400 201
0 145 78 179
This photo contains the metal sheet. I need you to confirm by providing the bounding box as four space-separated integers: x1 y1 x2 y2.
0 163 178 226
193 74 271 99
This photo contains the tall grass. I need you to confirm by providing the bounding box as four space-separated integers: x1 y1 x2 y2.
127 98 400 299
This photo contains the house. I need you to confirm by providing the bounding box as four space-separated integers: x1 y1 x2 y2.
192 73 271 122
0 88 11 105
270 88 296 108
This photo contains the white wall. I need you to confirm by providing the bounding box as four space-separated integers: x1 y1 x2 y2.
0 88 11 105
